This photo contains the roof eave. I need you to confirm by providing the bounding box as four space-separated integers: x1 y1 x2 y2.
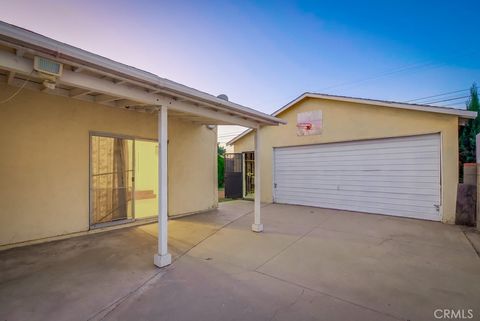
0 21 285 127
228 92 477 145
302 93 477 119
227 129 253 145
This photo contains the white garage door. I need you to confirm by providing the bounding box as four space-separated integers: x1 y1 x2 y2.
273 134 441 221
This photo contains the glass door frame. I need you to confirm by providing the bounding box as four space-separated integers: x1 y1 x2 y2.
88 131 156 229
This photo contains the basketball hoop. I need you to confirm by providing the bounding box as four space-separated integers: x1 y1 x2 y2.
296 122 312 130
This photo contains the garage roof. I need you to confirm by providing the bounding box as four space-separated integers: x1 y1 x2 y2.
0 21 285 128
228 92 477 145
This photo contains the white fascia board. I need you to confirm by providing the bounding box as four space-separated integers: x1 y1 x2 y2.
0 21 284 126
0 50 259 128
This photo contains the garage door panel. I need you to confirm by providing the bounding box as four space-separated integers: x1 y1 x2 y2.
274 186 440 203
275 146 440 159
275 150 440 161
276 149 439 160
275 164 438 171
275 173 440 183
273 134 441 221
277 184 439 196
275 152 441 165
278 152 438 165
275 197 440 221
274 189 439 206
276 178 440 190
276 134 440 152
275 194 438 215
275 169 440 177
277 158 440 169
278 139 440 155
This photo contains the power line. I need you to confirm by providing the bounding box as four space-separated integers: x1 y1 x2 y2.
218 131 245 136
437 103 467 108
423 95 470 105
319 50 477 93
405 88 470 103
0 71 34 105
320 61 440 92
217 131 247 135
217 133 245 138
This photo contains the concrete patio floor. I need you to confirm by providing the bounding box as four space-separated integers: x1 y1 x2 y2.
1 200 479 321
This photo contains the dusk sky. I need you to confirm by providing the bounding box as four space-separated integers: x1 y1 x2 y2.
1 0 479 142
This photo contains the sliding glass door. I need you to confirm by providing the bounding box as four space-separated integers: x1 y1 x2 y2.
90 135 134 225
90 134 158 227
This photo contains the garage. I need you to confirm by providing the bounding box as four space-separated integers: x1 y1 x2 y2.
230 93 476 224
273 134 441 220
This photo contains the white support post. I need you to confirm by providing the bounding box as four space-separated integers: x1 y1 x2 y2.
154 106 172 267
252 127 264 232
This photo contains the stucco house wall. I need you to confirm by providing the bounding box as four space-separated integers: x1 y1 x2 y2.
0 84 217 246
232 97 460 224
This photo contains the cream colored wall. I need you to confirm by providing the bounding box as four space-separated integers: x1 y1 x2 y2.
0 84 217 246
135 141 158 194
233 97 459 224
168 117 218 217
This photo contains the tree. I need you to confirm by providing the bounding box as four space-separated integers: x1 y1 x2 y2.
459 83 480 179
217 144 226 188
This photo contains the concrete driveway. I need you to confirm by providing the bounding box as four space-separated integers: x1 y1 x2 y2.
1 201 479 321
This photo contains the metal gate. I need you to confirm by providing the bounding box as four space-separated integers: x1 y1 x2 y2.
244 152 255 196
224 153 243 199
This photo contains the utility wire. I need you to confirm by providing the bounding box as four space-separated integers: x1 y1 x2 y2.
217 131 247 135
218 131 245 136
218 133 245 138
437 103 467 108
320 61 440 92
405 88 470 103
320 50 477 92
0 71 34 105
422 95 470 105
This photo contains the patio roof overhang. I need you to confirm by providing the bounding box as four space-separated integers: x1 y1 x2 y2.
0 21 277 269
0 21 285 129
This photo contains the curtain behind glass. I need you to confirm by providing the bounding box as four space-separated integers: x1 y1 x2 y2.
91 136 133 224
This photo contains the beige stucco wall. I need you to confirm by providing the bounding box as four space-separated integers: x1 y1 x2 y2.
0 84 217 246
233 97 460 224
